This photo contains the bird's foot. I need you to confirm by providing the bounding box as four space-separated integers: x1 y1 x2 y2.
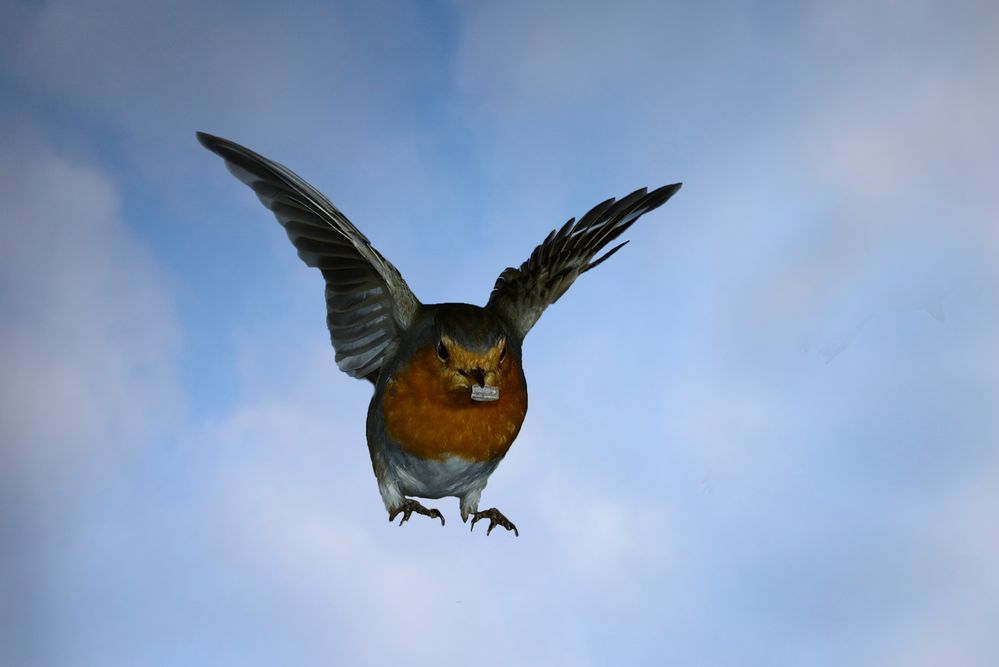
388 499 445 527
469 508 519 537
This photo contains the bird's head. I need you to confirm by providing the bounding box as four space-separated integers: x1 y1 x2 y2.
430 305 516 403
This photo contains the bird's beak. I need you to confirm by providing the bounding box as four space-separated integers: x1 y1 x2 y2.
465 367 499 401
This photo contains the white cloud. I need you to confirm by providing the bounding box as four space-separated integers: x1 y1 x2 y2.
660 375 786 494
0 129 181 494
856 450 999 665
0 127 182 664
536 470 679 580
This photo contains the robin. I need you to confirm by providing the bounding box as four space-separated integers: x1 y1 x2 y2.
198 132 681 536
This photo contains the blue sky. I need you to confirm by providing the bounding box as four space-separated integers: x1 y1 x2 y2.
2 1 998 665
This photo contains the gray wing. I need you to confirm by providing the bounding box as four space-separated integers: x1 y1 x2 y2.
197 132 421 382
486 183 681 340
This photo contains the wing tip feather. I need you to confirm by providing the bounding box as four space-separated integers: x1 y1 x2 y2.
196 131 227 154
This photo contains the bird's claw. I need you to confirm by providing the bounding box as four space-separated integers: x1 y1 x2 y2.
389 499 445 526
469 508 519 537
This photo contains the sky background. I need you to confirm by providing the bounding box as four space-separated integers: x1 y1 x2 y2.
2 0 998 665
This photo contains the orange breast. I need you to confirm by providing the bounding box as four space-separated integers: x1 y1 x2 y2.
381 346 528 462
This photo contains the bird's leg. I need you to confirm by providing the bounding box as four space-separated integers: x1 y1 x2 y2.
469 507 519 537
388 499 445 527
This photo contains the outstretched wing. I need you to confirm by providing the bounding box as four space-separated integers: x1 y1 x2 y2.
486 183 681 340
197 132 421 382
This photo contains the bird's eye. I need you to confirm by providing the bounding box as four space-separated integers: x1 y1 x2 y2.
437 340 449 362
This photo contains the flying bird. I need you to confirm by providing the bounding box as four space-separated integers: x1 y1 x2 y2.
198 132 681 536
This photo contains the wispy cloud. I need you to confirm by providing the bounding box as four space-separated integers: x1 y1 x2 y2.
0 127 182 665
